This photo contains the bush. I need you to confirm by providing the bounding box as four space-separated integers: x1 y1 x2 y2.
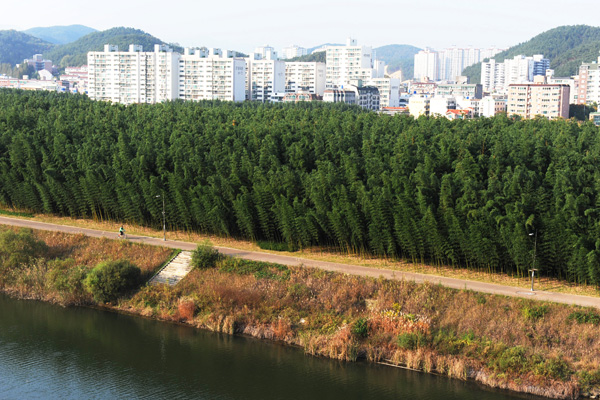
257 241 298 252
521 305 548 321
351 318 369 338
191 242 221 269
219 257 290 281
84 260 141 303
489 346 528 374
397 332 427 350
47 258 90 304
0 228 48 271
568 310 600 325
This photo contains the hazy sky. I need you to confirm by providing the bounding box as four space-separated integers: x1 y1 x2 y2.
2 0 599 52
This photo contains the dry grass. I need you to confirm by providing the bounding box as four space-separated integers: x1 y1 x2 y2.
5 209 598 298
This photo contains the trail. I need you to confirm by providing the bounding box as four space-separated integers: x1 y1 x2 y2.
1 215 598 309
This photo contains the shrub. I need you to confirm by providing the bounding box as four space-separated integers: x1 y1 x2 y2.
535 356 572 381
191 242 221 269
351 318 369 338
218 257 290 281
521 305 548 321
0 228 48 271
84 260 141 303
257 241 298 252
397 332 427 350
568 310 600 325
47 258 90 304
489 346 528 374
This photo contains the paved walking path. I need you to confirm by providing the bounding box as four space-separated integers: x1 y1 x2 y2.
1 215 599 309
148 251 193 286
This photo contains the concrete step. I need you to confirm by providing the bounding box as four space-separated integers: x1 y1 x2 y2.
149 251 194 286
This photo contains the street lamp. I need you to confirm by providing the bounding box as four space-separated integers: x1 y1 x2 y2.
156 194 166 241
528 231 537 291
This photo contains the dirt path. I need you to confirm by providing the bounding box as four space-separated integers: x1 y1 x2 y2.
2 215 599 309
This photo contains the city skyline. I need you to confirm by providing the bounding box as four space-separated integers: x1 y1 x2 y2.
1 0 599 54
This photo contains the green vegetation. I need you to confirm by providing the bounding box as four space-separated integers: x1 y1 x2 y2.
0 30 56 66
2 91 600 285
45 27 183 68
23 25 97 45
374 44 421 79
84 260 141 303
464 25 600 83
0 229 48 271
288 52 326 63
190 242 221 269
568 309 600 325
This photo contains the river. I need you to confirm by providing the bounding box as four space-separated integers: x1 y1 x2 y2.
0 294 540 399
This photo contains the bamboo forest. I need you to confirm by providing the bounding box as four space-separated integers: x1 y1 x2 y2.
1 89 599 284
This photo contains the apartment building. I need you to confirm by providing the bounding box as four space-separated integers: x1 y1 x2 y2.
284 62 325 95
436 83 482 99
88 44 179 105
281 45 307 60
408 96 430 117
507 83 570 119
414 48 438 81
479 96 507 117
246 56 286 102
481 59 505 93
575 55 600 105
325 38 381 88
178 48 246 102
323 88 356 105
367 77 400 108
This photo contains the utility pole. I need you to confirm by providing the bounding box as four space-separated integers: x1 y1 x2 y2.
528 231 537 291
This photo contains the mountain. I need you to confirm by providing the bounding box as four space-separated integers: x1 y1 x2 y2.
374 44 421 79
23 25 97 45
288 52 326 62
0 30 55 65
463 25 600 84
45 27 184 68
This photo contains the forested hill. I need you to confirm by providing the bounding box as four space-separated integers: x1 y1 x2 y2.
464 25 600 83
0 30 56 65
23 25 97 45
45 27 184 68
1 90 600 284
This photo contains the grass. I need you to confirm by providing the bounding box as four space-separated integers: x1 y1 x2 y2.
2 207 600 298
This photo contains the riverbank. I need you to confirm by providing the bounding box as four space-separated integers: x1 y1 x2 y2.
0 227 599 399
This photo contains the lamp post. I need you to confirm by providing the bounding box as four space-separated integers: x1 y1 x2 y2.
156 194 166 241
528 231 537 291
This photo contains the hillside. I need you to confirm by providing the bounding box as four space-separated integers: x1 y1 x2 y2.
45 27 184 68
0 30 55 65
374 44 421 79
288 52 326 62
23 25 97 45
464 25 600 83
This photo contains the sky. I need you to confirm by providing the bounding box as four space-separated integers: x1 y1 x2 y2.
2 0 600 53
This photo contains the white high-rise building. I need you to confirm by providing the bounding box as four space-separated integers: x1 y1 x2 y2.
481 59 505 93
504 55 535 86
325 38 382 89
367 77 400 107
246 56 286 102
414 48 438 81
178 47 246 102
284 62 325 95
254 45 278 60
282 45 307 60
87 44 179 105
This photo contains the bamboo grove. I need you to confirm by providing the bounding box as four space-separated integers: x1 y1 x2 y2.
1 90 600 284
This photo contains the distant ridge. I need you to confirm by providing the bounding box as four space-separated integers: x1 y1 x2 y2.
45 27 183 68
463 25 600 83
0 30 55 65
23 25 97 45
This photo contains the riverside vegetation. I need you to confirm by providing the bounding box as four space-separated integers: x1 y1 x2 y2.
1 227 599 399
2 90 600 287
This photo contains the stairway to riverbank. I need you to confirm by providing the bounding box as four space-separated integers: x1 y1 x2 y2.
149 251 193 286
